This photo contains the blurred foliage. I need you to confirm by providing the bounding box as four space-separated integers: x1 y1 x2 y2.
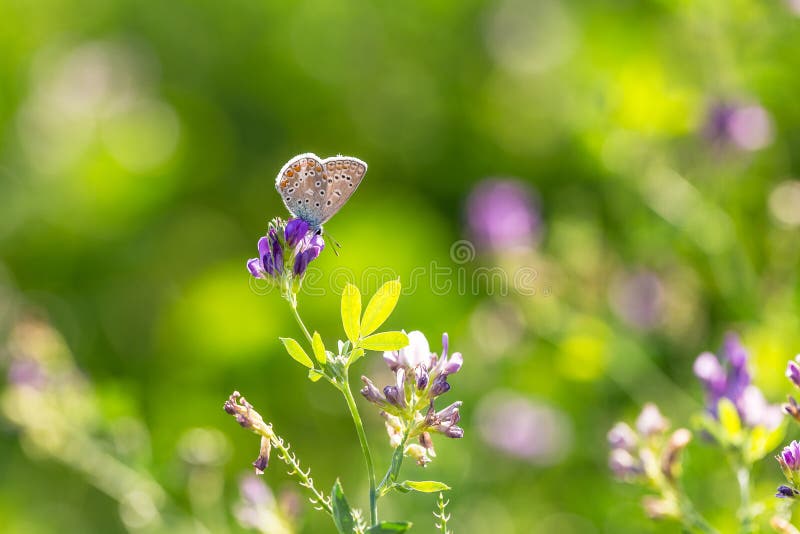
1 0 800 532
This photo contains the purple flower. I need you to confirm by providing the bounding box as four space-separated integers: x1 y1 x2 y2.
705 101 773 152
787 356 800 389
608 271 664 331
782 441 800 471
693 332 779 428
384 331 431 371
776 485 798 499
635 403 668 437
477 393 572 465
284 218 308 247
247 217 324 283
607 422 637 451
466 178 541 253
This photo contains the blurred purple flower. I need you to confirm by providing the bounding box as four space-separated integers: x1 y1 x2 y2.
609 271 664 331
786 356 800 389
635 403 668 437
705 101 773 152
694 332 781 429
476 392 572 465
466 178 542 253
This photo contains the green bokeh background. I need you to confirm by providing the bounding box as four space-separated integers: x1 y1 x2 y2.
1 0 800 532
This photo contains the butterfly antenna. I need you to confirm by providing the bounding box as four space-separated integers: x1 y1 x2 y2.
323 231 342 256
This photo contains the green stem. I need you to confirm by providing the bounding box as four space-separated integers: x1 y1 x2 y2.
737 465 753 534
677 492 719 534
378 427 411 496
341 372 378 526
285 296 376 525
288 298 314 345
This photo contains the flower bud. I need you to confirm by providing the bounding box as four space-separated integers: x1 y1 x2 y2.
360 376 385 406
609 448 641 479
430 375 451 398
776 485 799 499
636 403 668 437
607 422 637 451
253 435 271 474
660 428 692 482
415 365 429 390
383 385 405 408
788 357 800 389
405 443 432 466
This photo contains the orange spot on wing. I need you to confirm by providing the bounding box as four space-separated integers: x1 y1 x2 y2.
286 169 294 177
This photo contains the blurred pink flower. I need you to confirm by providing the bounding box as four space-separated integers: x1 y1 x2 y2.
476 392 572 465
466 179 542 253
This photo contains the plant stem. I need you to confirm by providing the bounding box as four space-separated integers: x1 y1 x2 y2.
678 495 719 534
288 298 314 345
737 465 753 534
341 371 378 527
285 297 377 524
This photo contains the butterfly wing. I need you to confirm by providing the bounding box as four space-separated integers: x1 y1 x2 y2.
317 156 368 225
275 153 367 229
275 153 327 227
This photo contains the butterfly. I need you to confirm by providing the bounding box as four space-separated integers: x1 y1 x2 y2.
276 152 367 230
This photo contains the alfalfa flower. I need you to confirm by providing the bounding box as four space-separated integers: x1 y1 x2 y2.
693 332 782 430
247 217 324 297
361 331 464 465
224 391 275 474
776 441 800 498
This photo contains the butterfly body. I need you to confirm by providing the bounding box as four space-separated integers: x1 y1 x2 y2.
276 152 367 231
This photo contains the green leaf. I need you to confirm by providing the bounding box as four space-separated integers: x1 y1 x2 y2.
395 480 451 493
347 348 365 365
341 284 361 344
279 337 314 368
308 368 325 382
360 331 409 352
366 521 413 533
312 331 327 364
331 479 356 534
718 398 742 439
361 279 402 336
747 420 787 463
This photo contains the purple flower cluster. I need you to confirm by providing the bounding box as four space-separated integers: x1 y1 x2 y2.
360 331 464 465
693 332 782 430
608 403 693 515
776 441 800 498
247 218 324 281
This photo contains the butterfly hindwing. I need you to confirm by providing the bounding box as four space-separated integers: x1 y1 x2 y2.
319 156 367 225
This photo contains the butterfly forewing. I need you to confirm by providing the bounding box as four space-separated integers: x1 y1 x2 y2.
319 156 367 225
276 153 327 227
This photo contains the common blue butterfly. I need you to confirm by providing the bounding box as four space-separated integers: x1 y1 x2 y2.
275 153 368 232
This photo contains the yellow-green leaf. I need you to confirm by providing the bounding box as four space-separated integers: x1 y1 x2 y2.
280 337 314 368
718 398 741 439
308 368 325 382
341 284 361 344
398 480 451 493
360 332 409 352
312 331 327 364
361 279 402 336
348 348 365 365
